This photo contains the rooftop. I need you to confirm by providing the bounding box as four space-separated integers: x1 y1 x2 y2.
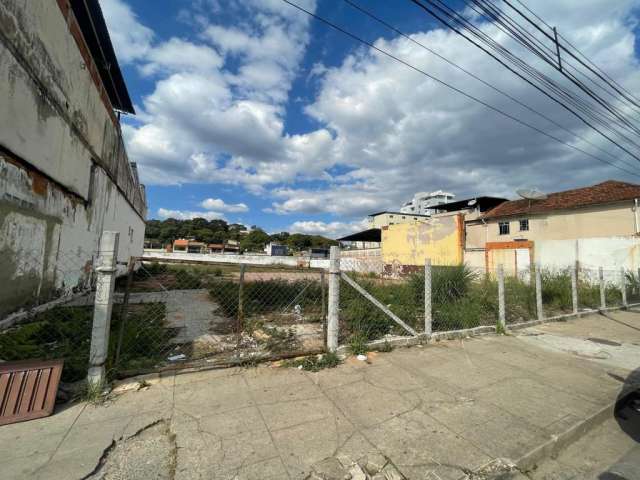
70 0 135 114
482 180 640 219
368 211 431 217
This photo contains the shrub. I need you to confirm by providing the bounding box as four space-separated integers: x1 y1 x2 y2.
0 303 173 382
209 279 323 319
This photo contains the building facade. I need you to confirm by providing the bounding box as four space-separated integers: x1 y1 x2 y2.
400 190 455 215
466 181 640 273
1 1 146 315
368 211 430 229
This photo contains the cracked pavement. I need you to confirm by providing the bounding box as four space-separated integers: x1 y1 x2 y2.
2 309 640 480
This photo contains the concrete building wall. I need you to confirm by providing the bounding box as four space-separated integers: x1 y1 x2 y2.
464 202 639 272
0 2 146 316
381 213 464 268
536 237 640 271
471 202 637 244
369 213 428 229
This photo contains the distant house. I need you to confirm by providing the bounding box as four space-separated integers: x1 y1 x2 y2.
172 239 206 253
208 240 240 254
265 242 288 256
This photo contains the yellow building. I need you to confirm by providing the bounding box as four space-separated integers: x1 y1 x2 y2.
381 213 465 273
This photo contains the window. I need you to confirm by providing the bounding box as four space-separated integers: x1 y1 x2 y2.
389 215 394 218
519 219 529 231
401 216 406 219
498 221 510 235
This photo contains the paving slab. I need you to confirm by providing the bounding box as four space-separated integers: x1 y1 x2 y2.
2 311 638 480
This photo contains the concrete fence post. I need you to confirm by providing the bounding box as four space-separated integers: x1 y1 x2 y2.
621 267 627 308
88 231 119 388
497 264 506 332
599 266 606 310
238 264 245 335
424 258 432 336
327 246 340 352
571 263 579 315
535 262 543 321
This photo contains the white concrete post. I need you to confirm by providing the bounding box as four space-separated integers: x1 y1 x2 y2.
424 258 432 336
327 246 340 352
571 263 578 315
535 262 543 321
621 267 627 308
599 266 606 310
497 264 506 331
88 231 119 388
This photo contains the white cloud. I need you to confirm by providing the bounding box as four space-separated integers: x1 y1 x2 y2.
289 219 369 238
118 0 640 222
157 208 225 221
101 0 154 63
139 38 223 76
200 198 249 212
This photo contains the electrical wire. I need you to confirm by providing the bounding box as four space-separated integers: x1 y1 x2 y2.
341 0 639 170
279 0 640 178
408 0 640 161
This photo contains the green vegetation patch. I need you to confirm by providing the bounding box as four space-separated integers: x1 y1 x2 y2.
0 302 173 382
283 352 341 372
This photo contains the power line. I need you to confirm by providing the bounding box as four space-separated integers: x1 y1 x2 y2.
408 0 640 162
341 0 638 170
279 0 640 178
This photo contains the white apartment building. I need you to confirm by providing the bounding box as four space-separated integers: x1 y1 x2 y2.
400 190 455 215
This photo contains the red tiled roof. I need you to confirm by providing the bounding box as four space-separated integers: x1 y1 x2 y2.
482 180 640 219
173 239 189 246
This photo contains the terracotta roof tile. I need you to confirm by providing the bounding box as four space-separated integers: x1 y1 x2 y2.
482 180 640 219
173 239 189 246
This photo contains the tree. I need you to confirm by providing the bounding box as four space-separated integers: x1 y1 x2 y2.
240 228 270 252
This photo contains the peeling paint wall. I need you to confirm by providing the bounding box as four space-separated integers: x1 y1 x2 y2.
381 214 464 268
0 1 146 316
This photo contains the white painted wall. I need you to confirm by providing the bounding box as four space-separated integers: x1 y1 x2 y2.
536 237 640 273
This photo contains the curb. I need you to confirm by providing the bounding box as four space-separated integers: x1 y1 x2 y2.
499 385 639 478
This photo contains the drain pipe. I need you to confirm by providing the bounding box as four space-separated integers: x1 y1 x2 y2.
635 198 640 235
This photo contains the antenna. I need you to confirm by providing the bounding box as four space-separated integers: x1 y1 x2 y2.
516 188 548 200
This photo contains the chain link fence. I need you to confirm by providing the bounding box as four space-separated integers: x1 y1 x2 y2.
0 248 97 383
110 260 327 376
3 240 639 385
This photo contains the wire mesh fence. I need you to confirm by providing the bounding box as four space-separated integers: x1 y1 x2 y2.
110 260 327 376
0 248 97 383
3 241 640 384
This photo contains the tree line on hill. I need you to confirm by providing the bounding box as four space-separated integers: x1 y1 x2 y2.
145 218 337 253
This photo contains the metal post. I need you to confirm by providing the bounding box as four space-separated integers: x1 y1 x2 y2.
320 270 326 346
327 246 340 352
424 258 432 336
497 264 506 332
88 231 119 388
571 263 578 315
114 257 136 367
599 266 606 310
535 262 543 321
238 264 245 334
621 267 627 308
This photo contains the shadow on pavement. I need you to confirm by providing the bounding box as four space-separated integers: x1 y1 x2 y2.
598 367 640 479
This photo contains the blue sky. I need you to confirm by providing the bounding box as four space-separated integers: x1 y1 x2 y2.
102 0 640 237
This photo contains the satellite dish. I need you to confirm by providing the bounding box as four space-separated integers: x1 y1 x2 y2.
467 199 477 206
516 188 547 200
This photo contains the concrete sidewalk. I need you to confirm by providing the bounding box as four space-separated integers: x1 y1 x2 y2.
2 310 640 480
